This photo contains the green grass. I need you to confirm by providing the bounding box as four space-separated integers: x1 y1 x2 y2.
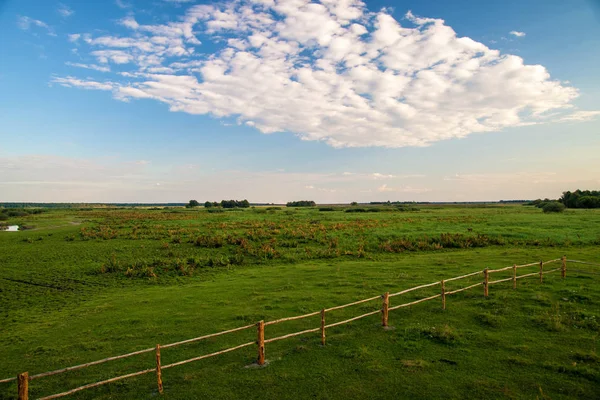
0 205 599 399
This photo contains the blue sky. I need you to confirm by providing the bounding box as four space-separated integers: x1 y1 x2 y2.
0 0 599 203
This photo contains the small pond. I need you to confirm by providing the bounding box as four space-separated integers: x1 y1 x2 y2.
3 225 20 232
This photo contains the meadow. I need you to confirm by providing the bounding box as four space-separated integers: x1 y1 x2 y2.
0 204 599 399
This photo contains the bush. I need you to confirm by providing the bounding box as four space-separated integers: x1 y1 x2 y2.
542 202 566 213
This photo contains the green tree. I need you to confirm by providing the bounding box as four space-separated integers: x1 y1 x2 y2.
286 200 316 207
186 200 200 208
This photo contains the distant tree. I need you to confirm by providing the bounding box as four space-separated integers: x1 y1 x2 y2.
186 200 200 208
204 201 213 208
286 200 316 207
351 202 358 206
239 199 250 208
213 199 250 209
221 200 235 208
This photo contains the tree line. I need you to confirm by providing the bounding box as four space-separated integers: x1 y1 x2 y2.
187 200 250 209
559 190 600 209
286 200 316 207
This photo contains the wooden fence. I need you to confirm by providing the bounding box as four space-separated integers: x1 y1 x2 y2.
2 256 599 400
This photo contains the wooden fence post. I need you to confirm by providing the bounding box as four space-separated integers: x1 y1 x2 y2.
539 260 543 283
155 344 163 394
257 320 265 366
484 268 489 297
320 309 326 346
561 255 566 279
382 292 389 327
441 280 446 310
17 372 28 400
512 264 517 289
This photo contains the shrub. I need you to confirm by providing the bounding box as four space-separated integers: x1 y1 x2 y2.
194 235 225 248
542 202 566 213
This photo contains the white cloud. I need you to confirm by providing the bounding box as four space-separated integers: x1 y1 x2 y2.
68 33 81 42
54 0 595 148
65 62 111 72
17 16 56 36
510 31 526 37
115 0 130 9
555 110 600 122
58 4 74 18
91 50 134 64
377 184 430 193
51 76 114 90
371 173 395 180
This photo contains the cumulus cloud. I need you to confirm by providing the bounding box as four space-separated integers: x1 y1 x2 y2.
510 31 526 37
53 0 597 148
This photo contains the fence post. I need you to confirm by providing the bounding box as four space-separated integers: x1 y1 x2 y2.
539 260 543 283
382 292 389 327
320 309 326 346
441 280 446 310
484 268 489 297
17 372 28 400
561 255 566 279
155 344 163 394
257 320 265 366
512 264 517 289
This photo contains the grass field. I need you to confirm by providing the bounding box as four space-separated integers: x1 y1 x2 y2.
0 204 599 399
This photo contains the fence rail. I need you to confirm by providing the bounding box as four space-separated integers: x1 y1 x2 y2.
3 255 598 400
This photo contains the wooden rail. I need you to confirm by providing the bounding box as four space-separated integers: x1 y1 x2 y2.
5 255 599 400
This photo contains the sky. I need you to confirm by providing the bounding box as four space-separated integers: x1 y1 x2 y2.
0 0 599 203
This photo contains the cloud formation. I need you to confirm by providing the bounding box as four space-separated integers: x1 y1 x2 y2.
55 0 596 148
17 16 56 36
509 31 526 37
